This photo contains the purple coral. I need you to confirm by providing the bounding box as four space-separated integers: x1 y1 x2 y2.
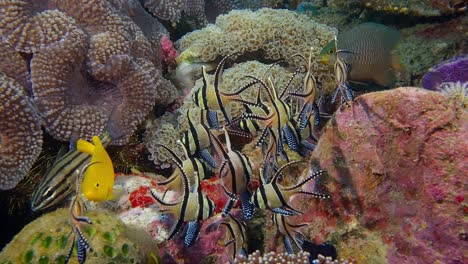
421 55 468 90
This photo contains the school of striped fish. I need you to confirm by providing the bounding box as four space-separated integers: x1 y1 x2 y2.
28 22 404 262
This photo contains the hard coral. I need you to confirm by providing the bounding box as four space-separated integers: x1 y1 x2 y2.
0 74 42 190
177 8 336 82
332 0 466 16
300 87 467 263
233 250 310 264
0 40 30 90
0 208 158 263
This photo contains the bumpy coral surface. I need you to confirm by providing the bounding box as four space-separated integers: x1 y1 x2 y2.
331 0 467 16
0 74 42 190
0 0 177 144
296 87 467 263
177 8 336 84
0 208 158 264
233 250 311 264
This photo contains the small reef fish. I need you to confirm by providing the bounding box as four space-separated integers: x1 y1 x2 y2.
320 22 403 88
157 141 209 194
236 87 270 138
211 127 255 220
215 213 248 261
64 164 95 264
251 161 329 216
332 48 355 105
288 47 321 129
283 118 317 157
240 76 292 162
272 213 307 254
151 144 215 247
192 53 258 129
76 135 115 202
180 109 217 168
31 133 112 211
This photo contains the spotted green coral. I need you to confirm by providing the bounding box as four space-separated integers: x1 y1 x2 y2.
0 209 158 264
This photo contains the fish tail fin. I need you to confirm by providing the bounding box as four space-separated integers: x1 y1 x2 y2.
76 139 95 155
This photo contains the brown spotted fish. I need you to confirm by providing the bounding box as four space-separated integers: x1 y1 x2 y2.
320 22 404 88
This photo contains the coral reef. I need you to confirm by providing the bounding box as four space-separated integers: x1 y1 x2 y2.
0 208 158 264
0 0 178 144
421 54 468 90
0 74 42 190
233 250 311 263
142 0 206 22
176 8 336 84
295 87 467 263
144 61 304 169
330 0 467 16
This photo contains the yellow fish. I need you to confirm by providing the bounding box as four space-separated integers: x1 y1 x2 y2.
77 135 115 202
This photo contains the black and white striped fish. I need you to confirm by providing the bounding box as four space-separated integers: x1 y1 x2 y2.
151 144 215 247
251 161 329 216
180 109 217 168
211 212 248 261
192 54 258 129
288 47 321 130
272 213 307 254
31 133 112 212
211 128 255 220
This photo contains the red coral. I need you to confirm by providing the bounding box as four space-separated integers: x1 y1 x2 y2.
201 178 228 214
129 186 155 208
160 35 178 66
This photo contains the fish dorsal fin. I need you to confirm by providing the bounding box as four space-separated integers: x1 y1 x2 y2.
223 127 232 152
76 139 95 155
266 77 278 101
272 160 304 185
211 130 229 160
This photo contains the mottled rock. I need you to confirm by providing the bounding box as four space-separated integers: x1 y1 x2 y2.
299 87 467 263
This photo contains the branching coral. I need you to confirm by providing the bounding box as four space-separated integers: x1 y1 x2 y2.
0 74 42 190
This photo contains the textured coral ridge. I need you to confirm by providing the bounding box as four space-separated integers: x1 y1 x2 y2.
300 88 467 263
0 74 42 190
332 0 467 16
0 0 177 144
177 8 336 84
0 208 158 264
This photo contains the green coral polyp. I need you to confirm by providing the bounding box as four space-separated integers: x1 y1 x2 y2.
22 250 34 264
30 233 43 246
38 255 49 264
41 236 53 249
57 234 68 249
103 231 115 243
83 225 97 238
103 245 117 258
121 244 130 257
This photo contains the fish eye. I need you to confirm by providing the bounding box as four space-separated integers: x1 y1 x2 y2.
328 49 334 54
95 182 100 188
